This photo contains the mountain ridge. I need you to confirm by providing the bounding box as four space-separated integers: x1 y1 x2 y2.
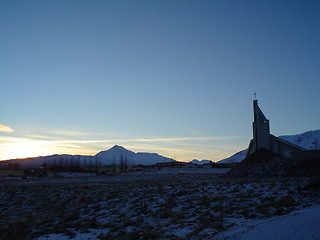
95 145 175 166
0 145 175 169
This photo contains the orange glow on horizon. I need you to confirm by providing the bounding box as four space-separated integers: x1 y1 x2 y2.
0 141 55 160
0 136 243 162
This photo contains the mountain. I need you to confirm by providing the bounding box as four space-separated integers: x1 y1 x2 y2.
279 130 320 150
217 130 320 164
95 145 175 166
190 159 212 165
95 145 136 165
0 145 175 169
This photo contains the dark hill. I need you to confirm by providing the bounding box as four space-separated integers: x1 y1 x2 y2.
222 148 320 178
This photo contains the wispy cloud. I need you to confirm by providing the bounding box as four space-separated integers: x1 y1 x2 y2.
130 136 239 142
3 136 239 146
0 124 14 133
47 130 93 137
43 136 240 144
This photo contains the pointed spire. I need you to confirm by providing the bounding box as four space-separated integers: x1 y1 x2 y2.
253 100 268 124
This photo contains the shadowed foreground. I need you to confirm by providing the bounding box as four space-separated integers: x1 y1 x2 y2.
0 174 319 240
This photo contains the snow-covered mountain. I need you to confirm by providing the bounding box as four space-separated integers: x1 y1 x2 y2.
217 130 320 164
279 130 320 150
0 145 175 169
217 149 247 164
95 145 175 166
190 159 213 165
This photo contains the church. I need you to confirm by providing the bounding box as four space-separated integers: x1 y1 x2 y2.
246 99 305 157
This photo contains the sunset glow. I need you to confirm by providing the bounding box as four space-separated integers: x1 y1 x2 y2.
1 141 54 160
0 132 244 161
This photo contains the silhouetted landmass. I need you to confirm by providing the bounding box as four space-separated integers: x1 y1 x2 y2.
222 148 320 178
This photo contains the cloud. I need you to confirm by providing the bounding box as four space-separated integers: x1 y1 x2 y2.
47 130 92 137
132 136 240 142
49 136 240 144
0 124 14 133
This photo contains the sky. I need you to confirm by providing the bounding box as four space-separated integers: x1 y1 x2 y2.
1 0 320 162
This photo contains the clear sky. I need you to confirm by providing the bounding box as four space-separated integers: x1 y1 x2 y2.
1 0 320 161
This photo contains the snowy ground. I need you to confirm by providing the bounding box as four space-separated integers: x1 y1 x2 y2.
0 174 319 240
216 204 320 240
237 204 320 240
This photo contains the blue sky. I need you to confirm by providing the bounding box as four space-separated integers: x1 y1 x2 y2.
1 0 320 161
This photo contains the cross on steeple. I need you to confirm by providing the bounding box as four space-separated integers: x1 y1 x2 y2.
254 92 257 100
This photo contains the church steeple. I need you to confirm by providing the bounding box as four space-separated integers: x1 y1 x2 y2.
247 97 305 157
253 100 268 124
252 99 270 152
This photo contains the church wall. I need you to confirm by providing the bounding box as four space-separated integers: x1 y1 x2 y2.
270 136 304 156
253 121 270 151
288 150 320 161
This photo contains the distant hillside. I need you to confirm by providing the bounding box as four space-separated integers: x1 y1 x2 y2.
95 145 175 166
0 154 93 169
189 159 212 165
217 130 320 164
217 149 247 164
0 145 175 169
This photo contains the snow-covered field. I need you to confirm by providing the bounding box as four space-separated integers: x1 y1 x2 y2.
0 175 319 240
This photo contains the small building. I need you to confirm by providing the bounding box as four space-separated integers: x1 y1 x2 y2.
202 162 214 168
155 162 186 169
96 165 121 175
96 165 139 175
182 163 198 168
48 170 96 178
